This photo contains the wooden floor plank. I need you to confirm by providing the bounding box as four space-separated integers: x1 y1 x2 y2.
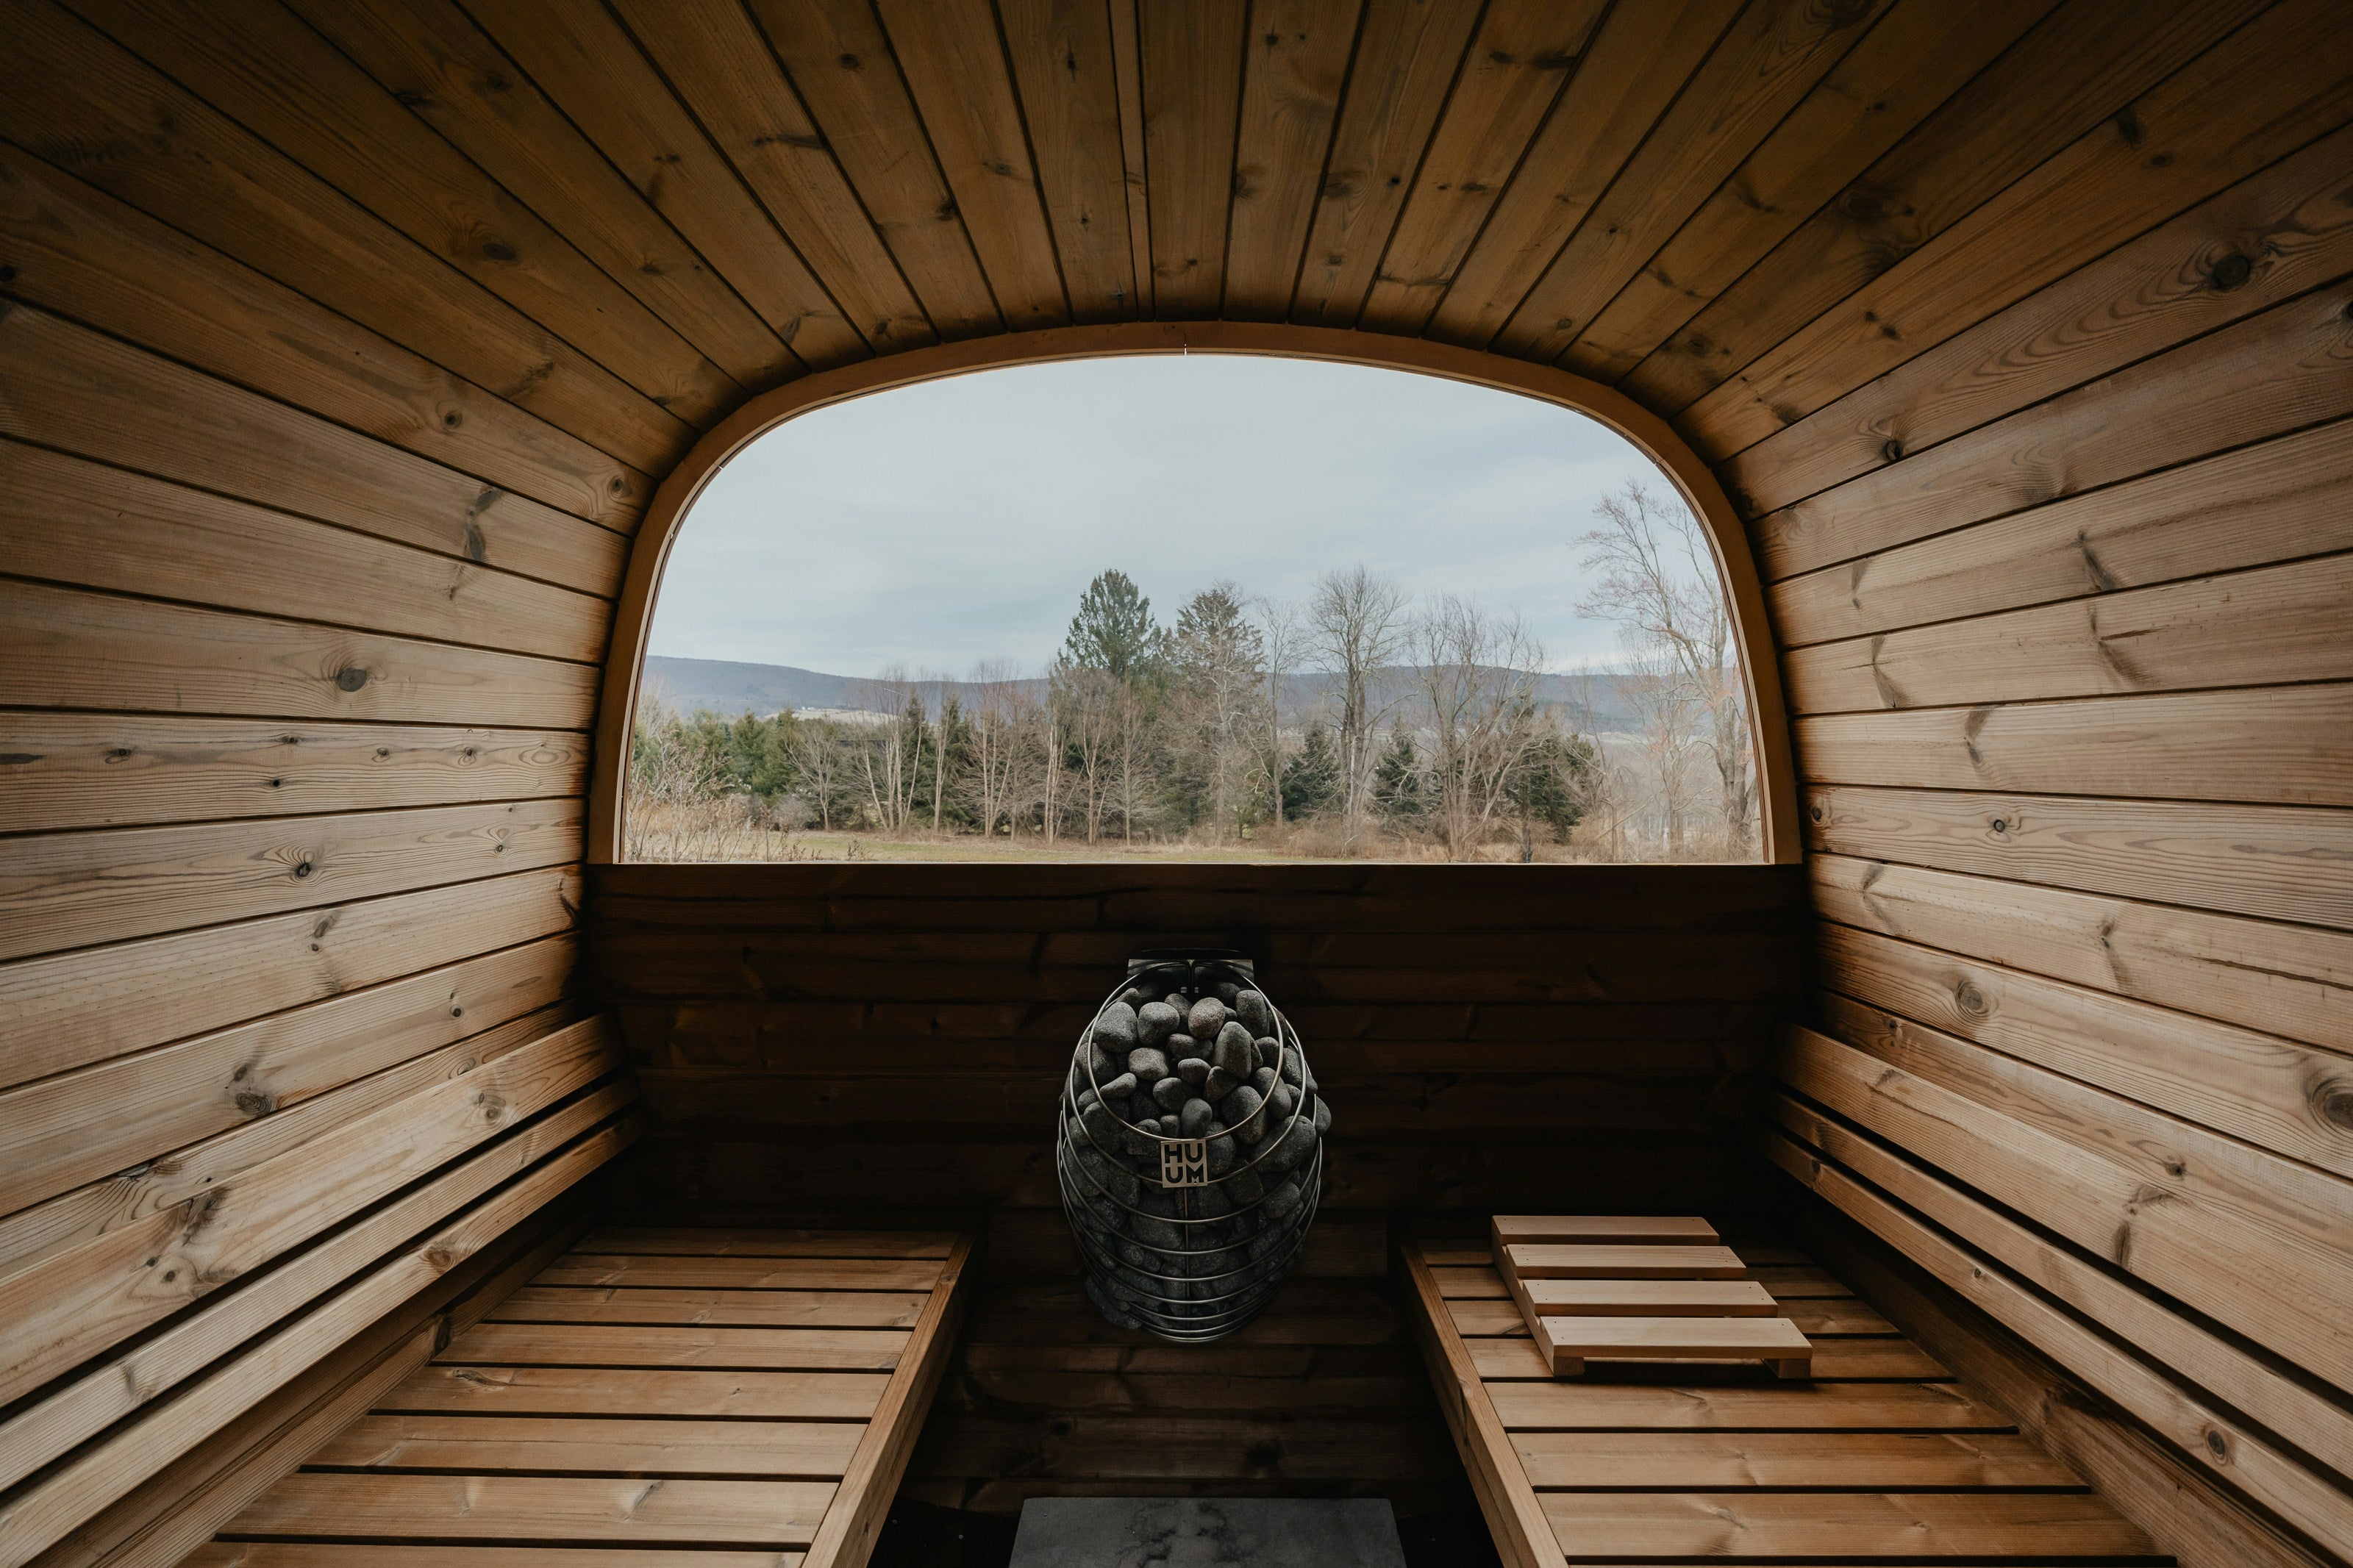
532 1256 943 1291
488 1286 928 1328
1504 1244 1748 1279
188 1549 799 1567
310 1415 863 1478
1540 1489 2156 1558
1513 1430 2082 1490
440 1322 907 1370
580 1229 956 1258
1469 1337 1941 1383
1490 1380 2014 1432
224 1473 834 1544
379 1366 888 1420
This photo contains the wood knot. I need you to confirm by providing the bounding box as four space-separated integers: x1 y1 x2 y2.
335 667 369 692
2204 1428 2230 1461
2311 1079 2353 1131
1881 439 1903 463
1952 980 1988 1017
2205 251 2252 290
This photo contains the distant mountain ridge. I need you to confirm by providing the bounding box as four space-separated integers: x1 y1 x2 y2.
643 654 1646 733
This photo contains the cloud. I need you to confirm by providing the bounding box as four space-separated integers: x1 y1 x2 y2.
649 354 1678 676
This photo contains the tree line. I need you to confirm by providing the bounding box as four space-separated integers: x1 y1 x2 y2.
629 481 1757 861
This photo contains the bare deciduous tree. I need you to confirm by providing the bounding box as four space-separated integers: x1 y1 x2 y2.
1577 482 1755 852
1304 565 1411 839
1410 595 1552 861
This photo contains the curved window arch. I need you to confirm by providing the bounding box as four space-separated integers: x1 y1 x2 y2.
593 325 1794 864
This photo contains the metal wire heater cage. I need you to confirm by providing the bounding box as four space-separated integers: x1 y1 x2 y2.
1056 952 1329 1342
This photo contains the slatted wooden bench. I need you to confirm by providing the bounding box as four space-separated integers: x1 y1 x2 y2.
1399 1226 2166 1567
185 1226 974 1568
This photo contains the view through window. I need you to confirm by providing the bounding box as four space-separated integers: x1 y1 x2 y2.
629 356 1760 864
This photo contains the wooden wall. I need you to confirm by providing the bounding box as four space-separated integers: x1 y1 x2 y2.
10 0 2353 1561
588 861 1806 1511
0 10 646 1558
1693 68 2353 1568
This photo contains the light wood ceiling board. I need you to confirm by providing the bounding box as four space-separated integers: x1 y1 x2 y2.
1355 0 1603 335
1765 1092 2353 1497
0 0 691 470
0 797 584 962
1806 784 2353 934
224 1474 832 1547
0 445 610 664
1103 1 1158 323
750 0 1004 338
1798 683 2353 809
1290 0 1482 324
1219 0 1360 320
284 0 799 390
0 1020 621 1406
1682 0 2353 459
1563 0 2055 382
611 0 935 350
1784 1013 2353 1399
1810 853 2353 1057
1769 415 2353 647
0 307 628 599
1727 121 2353 518
1493 0 1898 365
0 1001 571 1281
0 142 649 526
61 0 743 425
1426 0 1739 351
1624 0 2269 418
998 0 1143 320
1786 554 2353 715
459 0 873 368
1138 0 1251 318
0 715 589 835
0 937 572 1213
877 0 1072 331
1755 276 2353 581
0 867 580 1085
0 581 600 731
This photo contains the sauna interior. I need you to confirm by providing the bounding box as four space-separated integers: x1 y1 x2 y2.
4 0 2352 1564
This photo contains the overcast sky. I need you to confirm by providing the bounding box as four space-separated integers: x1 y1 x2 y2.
647 354 1679 678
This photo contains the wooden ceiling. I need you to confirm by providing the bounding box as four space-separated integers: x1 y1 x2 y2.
7 0 2313 493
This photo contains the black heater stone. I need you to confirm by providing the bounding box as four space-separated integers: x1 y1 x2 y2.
1057 951 1329 1342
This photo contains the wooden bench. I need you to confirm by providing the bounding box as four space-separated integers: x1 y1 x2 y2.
1399 1227 2165 1568
186 1226 975 1568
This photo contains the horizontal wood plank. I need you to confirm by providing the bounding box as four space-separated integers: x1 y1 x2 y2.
223 1473 833 1545
379 1366 888 1420
1804 784 2353 931
310 1414 863 1478
0 797 582 962
1513 1429 2078 1489
0 866 579 1076
439 1322 907 1371
1540 1489 2154 1558
487 1286 927 1328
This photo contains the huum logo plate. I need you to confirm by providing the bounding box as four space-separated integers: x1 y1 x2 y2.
1160 1137 1210 1187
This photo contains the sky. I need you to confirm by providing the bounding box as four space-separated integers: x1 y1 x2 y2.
647 354 1684 678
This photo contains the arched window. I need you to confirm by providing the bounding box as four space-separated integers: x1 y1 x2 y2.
594 329 1793 865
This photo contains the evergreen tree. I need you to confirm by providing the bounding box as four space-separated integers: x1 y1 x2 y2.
1061 569 1164 683
1370 723 1426 822
1507 729 1599 841
1280 722 1340 820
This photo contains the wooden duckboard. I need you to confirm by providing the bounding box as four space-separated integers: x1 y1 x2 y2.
189 1227 975 1568
1399 1233 2159 1568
